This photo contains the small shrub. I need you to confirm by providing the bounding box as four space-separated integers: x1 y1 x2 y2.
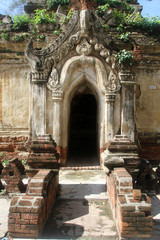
115 49 134 66
33 9 56 24
127 14 160 36
53 29 62 35
102 24 110 31
96 4 109 17
116 23 127 32
0 189 7 195
95 0 134 13
61 8 74 24
47 0 70 9
126 0 137 3
12 14 31 31
36 34 46 40
1 32 9 40
113 9 127 25
11 34 24 42
2 160 9 167
119 31 130 42
22 159 27 165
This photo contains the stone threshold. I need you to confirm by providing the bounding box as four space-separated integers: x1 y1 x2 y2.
60 165 102 170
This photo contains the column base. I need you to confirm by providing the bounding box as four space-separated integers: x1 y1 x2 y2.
101 135 141 177
28 134 60 169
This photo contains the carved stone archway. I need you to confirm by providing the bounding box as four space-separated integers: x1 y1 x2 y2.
25 9 136 167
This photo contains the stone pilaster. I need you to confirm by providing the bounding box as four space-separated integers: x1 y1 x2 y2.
32 82 46 139
52 90 63 147
105 93 116 142
120 70 135 142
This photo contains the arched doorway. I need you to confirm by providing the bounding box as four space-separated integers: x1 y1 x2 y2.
68 86 99 166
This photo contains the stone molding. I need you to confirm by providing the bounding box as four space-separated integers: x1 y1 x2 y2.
52 90 64 101
120 70 135 84
105 93 116 102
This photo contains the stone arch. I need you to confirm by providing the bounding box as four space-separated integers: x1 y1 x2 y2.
60 55 108 92
58 55 107 164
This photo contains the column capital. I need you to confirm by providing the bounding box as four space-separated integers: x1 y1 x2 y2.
105 93 116 102
52 90 63 101
120 70 135 84
31 71 48 84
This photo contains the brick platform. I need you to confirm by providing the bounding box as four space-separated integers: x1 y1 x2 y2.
106 167 153 238
8 169 59 238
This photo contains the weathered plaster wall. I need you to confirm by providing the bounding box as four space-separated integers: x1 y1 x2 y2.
0 64 30 129
136 68 160 133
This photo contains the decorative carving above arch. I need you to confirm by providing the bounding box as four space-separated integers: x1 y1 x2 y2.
25 9 122 89
76 38 92 56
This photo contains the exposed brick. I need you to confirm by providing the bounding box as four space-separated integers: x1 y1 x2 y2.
121 212 145 217
138 206 152 213
21 213 39 220
8 219 15 224
120 206 135 212
22 196 34 200
121 216 136 222
136 216 153 222
15 219 30 224
34 197 44 207
19 200 32 206
118 195 127 204
11 197 19 206
133 189 142 201
8 213 20 219
30 219 38 225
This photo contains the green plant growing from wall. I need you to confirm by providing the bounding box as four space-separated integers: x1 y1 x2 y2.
22 158 27 165
1 32 9 40
61 8 74 24
119 31 130 42
12 14 31 31
96 4 109 17
53 29 62 35
95 0 134 13
0 189 7 195
113 9 127 25
33 9 56 24
11 34 25 42
47 0 70 9
115 49 134 66
2 160 9 167
127 13 160 36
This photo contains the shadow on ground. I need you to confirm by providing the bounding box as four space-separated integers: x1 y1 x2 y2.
41 180 118 239
41 199 87 239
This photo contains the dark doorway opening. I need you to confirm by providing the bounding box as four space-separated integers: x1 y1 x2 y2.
68 93 99 166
